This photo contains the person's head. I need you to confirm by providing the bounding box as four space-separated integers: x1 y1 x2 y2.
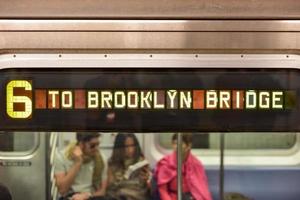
0 183 12 200
76 132 101 156
172 133 192 160
110 133 143 168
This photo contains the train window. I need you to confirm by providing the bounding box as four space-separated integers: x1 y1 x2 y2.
51 132 212 200
0 67 299 132
220 132 296 150
0 132 37 153
1 58 300 200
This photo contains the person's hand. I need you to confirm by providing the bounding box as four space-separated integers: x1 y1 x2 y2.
72 146 83 163
71 192 90 200
139 166 151 182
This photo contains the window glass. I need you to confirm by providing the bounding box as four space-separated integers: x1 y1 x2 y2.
0 132 37 152
1 66 299 200
52 132 216 200
1 68 299 132
158 132 296 150
223 133 296 149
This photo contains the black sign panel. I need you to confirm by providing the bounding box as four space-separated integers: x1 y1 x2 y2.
0 68 298 132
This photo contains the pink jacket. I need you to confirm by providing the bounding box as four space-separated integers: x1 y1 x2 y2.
155 151 212 200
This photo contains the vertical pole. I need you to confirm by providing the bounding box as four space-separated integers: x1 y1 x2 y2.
177 132 183 200
220 133 225 200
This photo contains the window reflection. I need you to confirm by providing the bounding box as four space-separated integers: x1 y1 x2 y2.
0 132 36 152
158 133 296 150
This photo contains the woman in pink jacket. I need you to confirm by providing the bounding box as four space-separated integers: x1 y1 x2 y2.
155 133 212 200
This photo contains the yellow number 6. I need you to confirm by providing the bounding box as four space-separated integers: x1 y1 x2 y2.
6 80 32 119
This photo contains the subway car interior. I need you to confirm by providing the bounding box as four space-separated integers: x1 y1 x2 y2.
0 1 300 200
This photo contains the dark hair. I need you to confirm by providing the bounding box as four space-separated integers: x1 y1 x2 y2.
109 133 143 169
76 132 100 143
0 183 12 200
172 133 192 145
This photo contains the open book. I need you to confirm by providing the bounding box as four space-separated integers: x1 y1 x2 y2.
124 160 149 179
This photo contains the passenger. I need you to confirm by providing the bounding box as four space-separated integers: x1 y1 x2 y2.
54 132 107 200
0 183 12 200
106 133 151 200
155 133 212 200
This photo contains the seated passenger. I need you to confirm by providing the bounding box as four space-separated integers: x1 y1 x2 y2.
155 133 212 200
0 183 12 200
106 133 151 200
54 132 107 200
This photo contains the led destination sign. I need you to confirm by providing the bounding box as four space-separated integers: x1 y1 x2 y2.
7 80 289 119
0 69 299 132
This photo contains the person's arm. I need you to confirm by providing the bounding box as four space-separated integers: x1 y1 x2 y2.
93 180 107 197
158 184 172 200
55 146 83 196
106 167 114 186
55 161 82 196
